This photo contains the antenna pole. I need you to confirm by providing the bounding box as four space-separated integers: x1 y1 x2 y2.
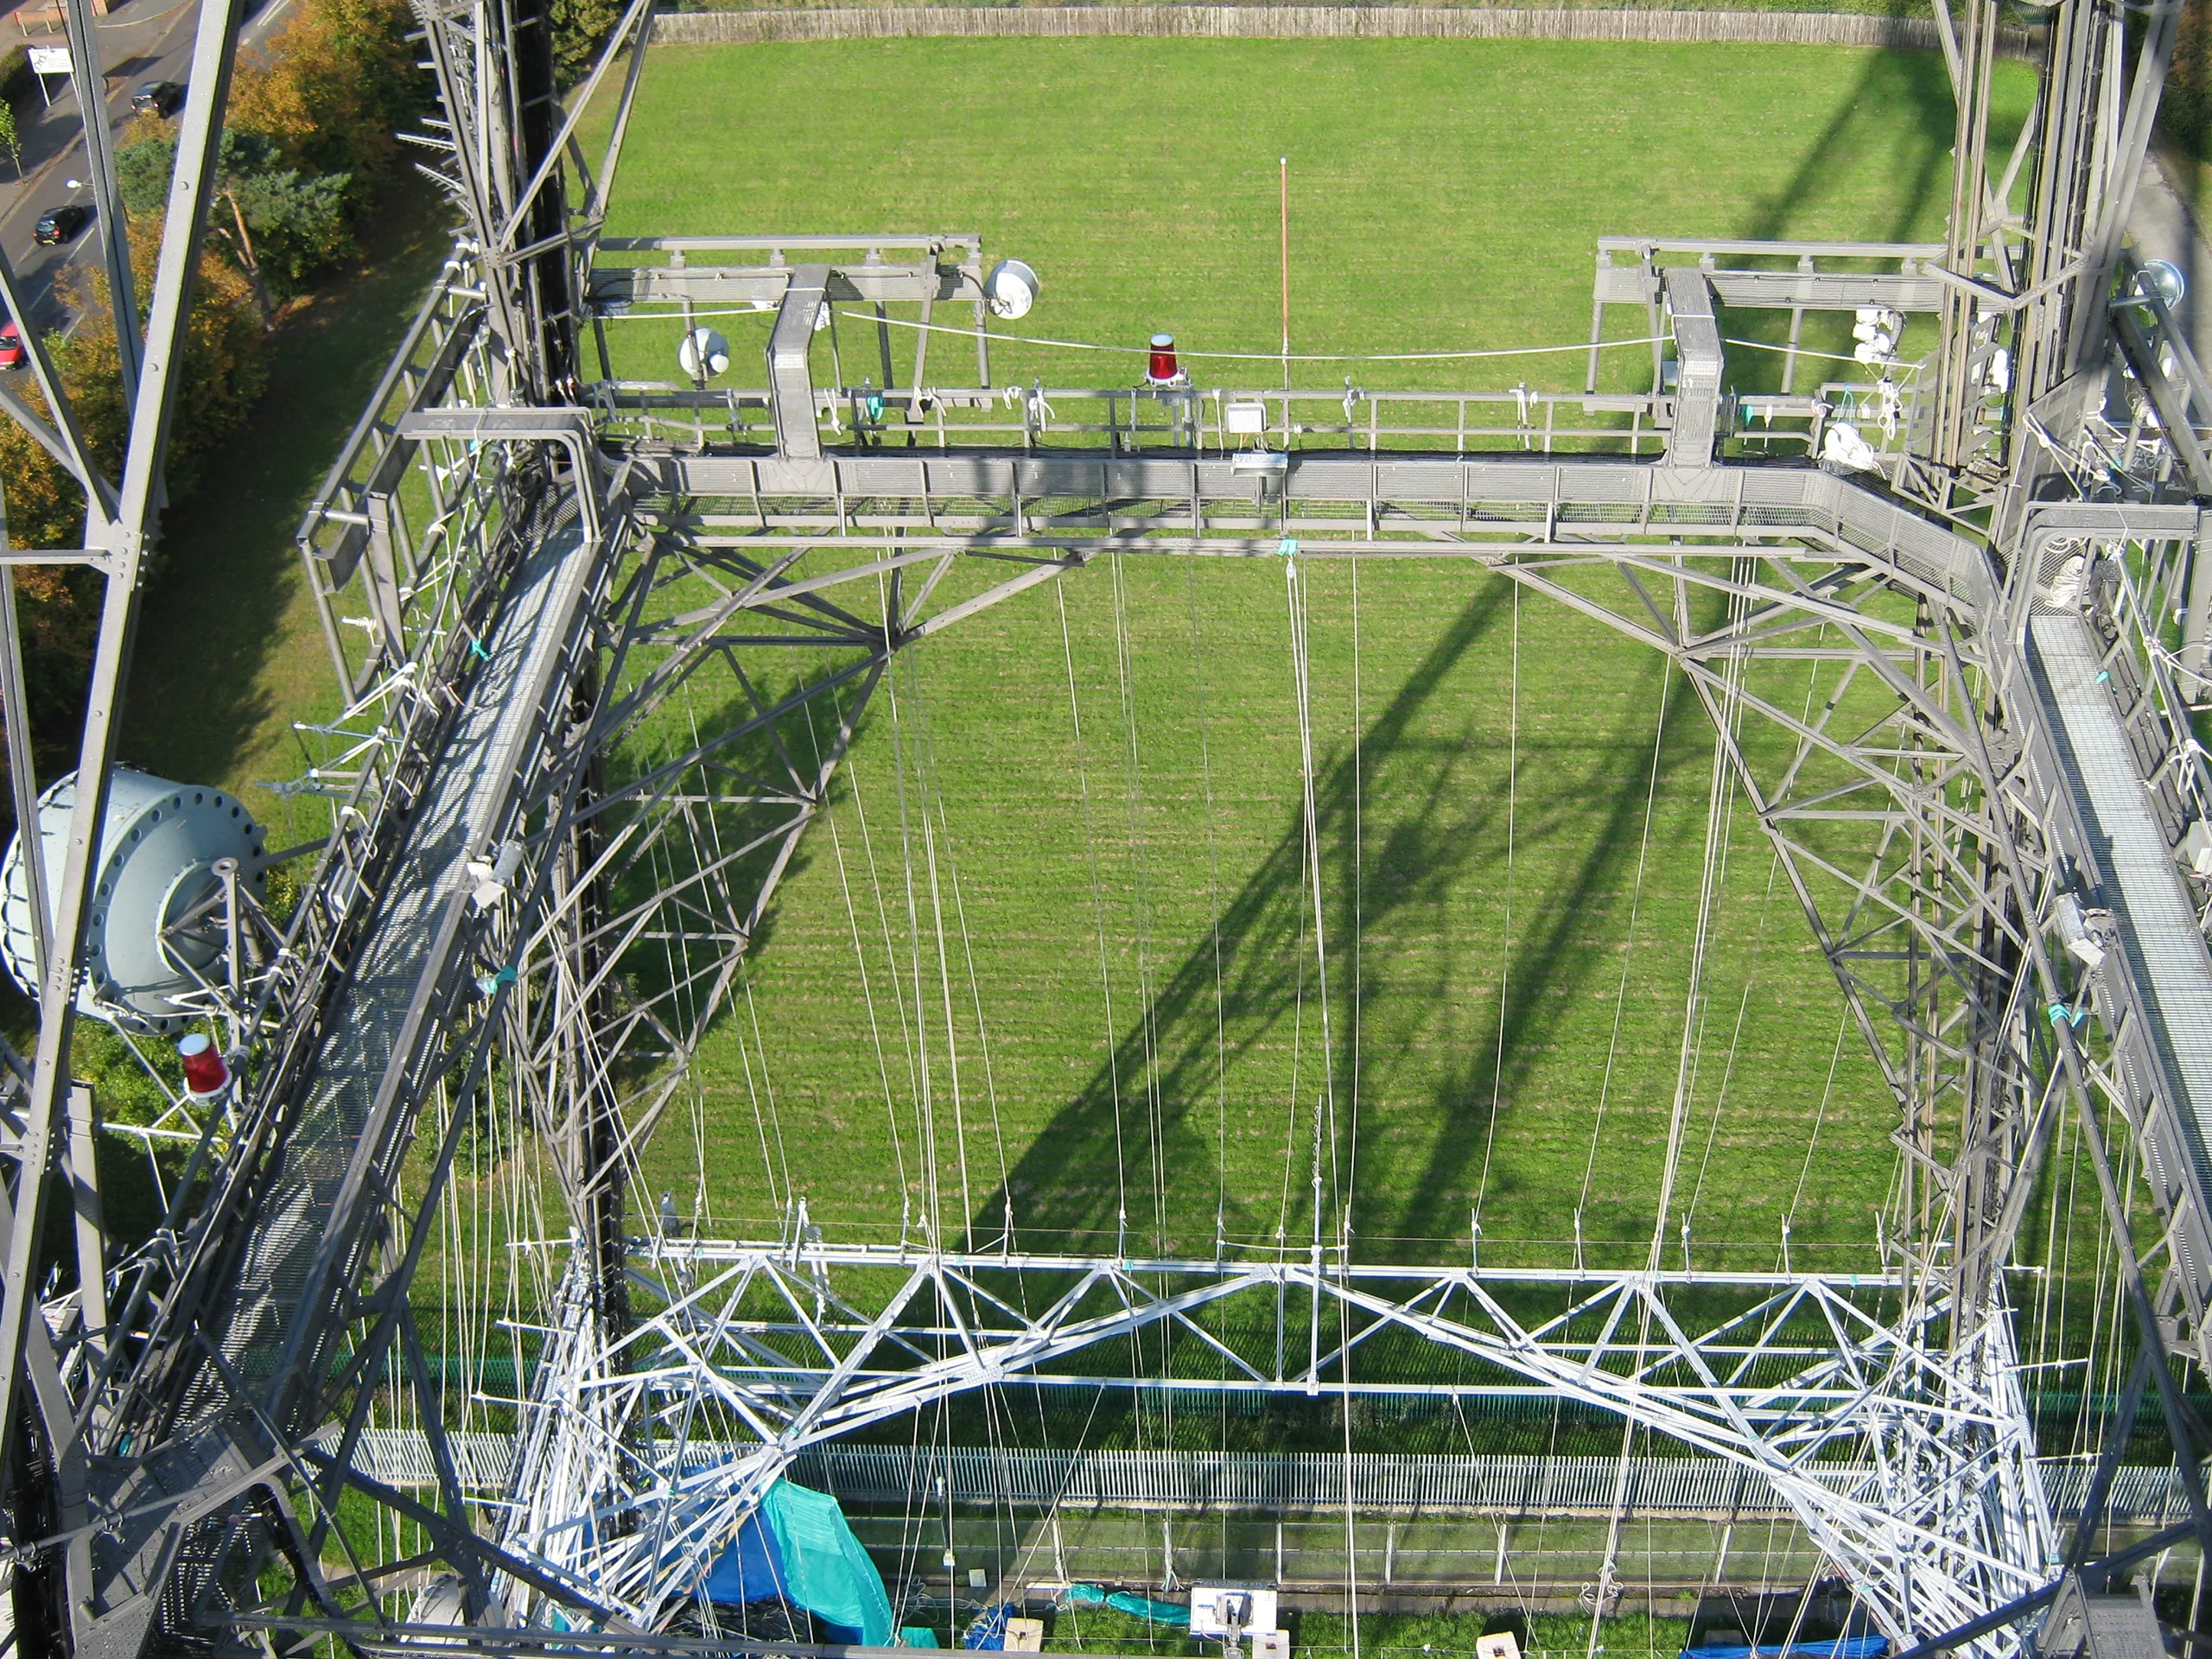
1279 155 1290 391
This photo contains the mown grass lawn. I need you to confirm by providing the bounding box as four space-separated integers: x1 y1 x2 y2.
576 37 2044 1272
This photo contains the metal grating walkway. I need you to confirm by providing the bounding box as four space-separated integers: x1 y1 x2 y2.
2031 612 2212 1183
217 522 601 1390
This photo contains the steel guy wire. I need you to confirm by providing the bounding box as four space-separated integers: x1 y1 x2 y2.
1180 550 1230 1259
1108 550 1170 1259
887 653 944 1251
1682 754 1789 1247
616 303 1671 365
1350 556 1363 1236
918 694 1012 1248
1574 658 1674 1271
1055 578 1131 1259
816 737 912 1203
904 649 978 1252
1338 1193 1362 1659
851 598 927 1208
1473 574 1522 1233
1286 549 1342 1246
683 682 791 1220
1778 1010 1853 1274
1646 574 1748 1277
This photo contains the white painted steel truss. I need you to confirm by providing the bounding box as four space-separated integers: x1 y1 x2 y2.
494 1247 2055 1646
3 0 2211 1648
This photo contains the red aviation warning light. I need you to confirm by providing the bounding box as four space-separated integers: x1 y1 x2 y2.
178 1033 231 1098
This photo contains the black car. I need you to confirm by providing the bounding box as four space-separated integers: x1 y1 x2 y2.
33 205 87 246
130 79 183 116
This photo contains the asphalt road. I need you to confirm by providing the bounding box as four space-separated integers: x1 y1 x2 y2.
0 0 296 334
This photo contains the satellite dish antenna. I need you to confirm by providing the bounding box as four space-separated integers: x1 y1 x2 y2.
678 327 730 380
984 258 1041 321
2140 259 2187 311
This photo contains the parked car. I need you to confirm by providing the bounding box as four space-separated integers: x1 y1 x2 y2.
130 79 183 116
0 323 26 372
33 205 87 246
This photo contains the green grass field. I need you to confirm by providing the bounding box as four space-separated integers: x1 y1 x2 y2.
570 38 2042 1273
589 39 2023 398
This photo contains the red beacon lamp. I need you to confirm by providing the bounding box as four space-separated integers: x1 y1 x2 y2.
177 1033 231 1100
1146 334 1183 386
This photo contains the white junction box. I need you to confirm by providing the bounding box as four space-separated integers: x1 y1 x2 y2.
1189 1586 1281 1638
1251 1632 1291 1659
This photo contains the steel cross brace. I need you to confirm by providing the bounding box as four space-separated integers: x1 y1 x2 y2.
474 1247 2053 1645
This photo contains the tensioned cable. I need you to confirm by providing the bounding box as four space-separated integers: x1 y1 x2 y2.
1473 578 1522 1234
1182 552 1230 1257
904 651 979 1253
806 696 912 1213
610 303 1669 365
1645 579 1746 1274
1349 558 1363 1230
1721 336 1934 370
1573 662 1674 1271
1056 580 1133 1255
1276 918 1309 1250
1108 551 1171 1259
907 647 1014 1249
1778 1010 1851 1272
1337 1197 1362 1659
886 657 945 1249
1285 550 1341 1234
934 776 1014 1248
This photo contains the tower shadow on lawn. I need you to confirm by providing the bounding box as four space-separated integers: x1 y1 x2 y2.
1715 48 1986 396
116 182 454 827
967 574 1700 1269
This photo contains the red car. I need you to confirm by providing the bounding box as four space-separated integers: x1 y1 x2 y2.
0 322 27 371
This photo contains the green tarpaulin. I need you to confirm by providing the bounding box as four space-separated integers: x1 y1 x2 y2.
759 1479 896 1646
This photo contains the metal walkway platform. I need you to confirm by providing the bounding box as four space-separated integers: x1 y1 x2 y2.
2031 611 2212 1185
217 520 601 1391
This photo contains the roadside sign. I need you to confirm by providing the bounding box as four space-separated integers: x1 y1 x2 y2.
26 46 69 76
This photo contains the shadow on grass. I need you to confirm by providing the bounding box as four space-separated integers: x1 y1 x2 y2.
116 180 454 818
962 573 1697 1264
1716 48 1988 398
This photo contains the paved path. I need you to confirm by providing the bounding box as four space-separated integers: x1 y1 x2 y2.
0 0 295 334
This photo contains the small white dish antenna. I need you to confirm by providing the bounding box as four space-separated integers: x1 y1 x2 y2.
985 258 1040 321
2140 259 2187 311
678 327 730 379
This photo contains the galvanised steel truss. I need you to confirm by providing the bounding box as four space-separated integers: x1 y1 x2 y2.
0 0 2206 1649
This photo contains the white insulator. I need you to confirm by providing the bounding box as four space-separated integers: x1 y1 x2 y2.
0 767 268 1033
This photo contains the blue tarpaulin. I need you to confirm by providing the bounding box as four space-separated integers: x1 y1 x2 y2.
965 1605 1015 1649
702 1480 896 1646
1681 1641 1889 1659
